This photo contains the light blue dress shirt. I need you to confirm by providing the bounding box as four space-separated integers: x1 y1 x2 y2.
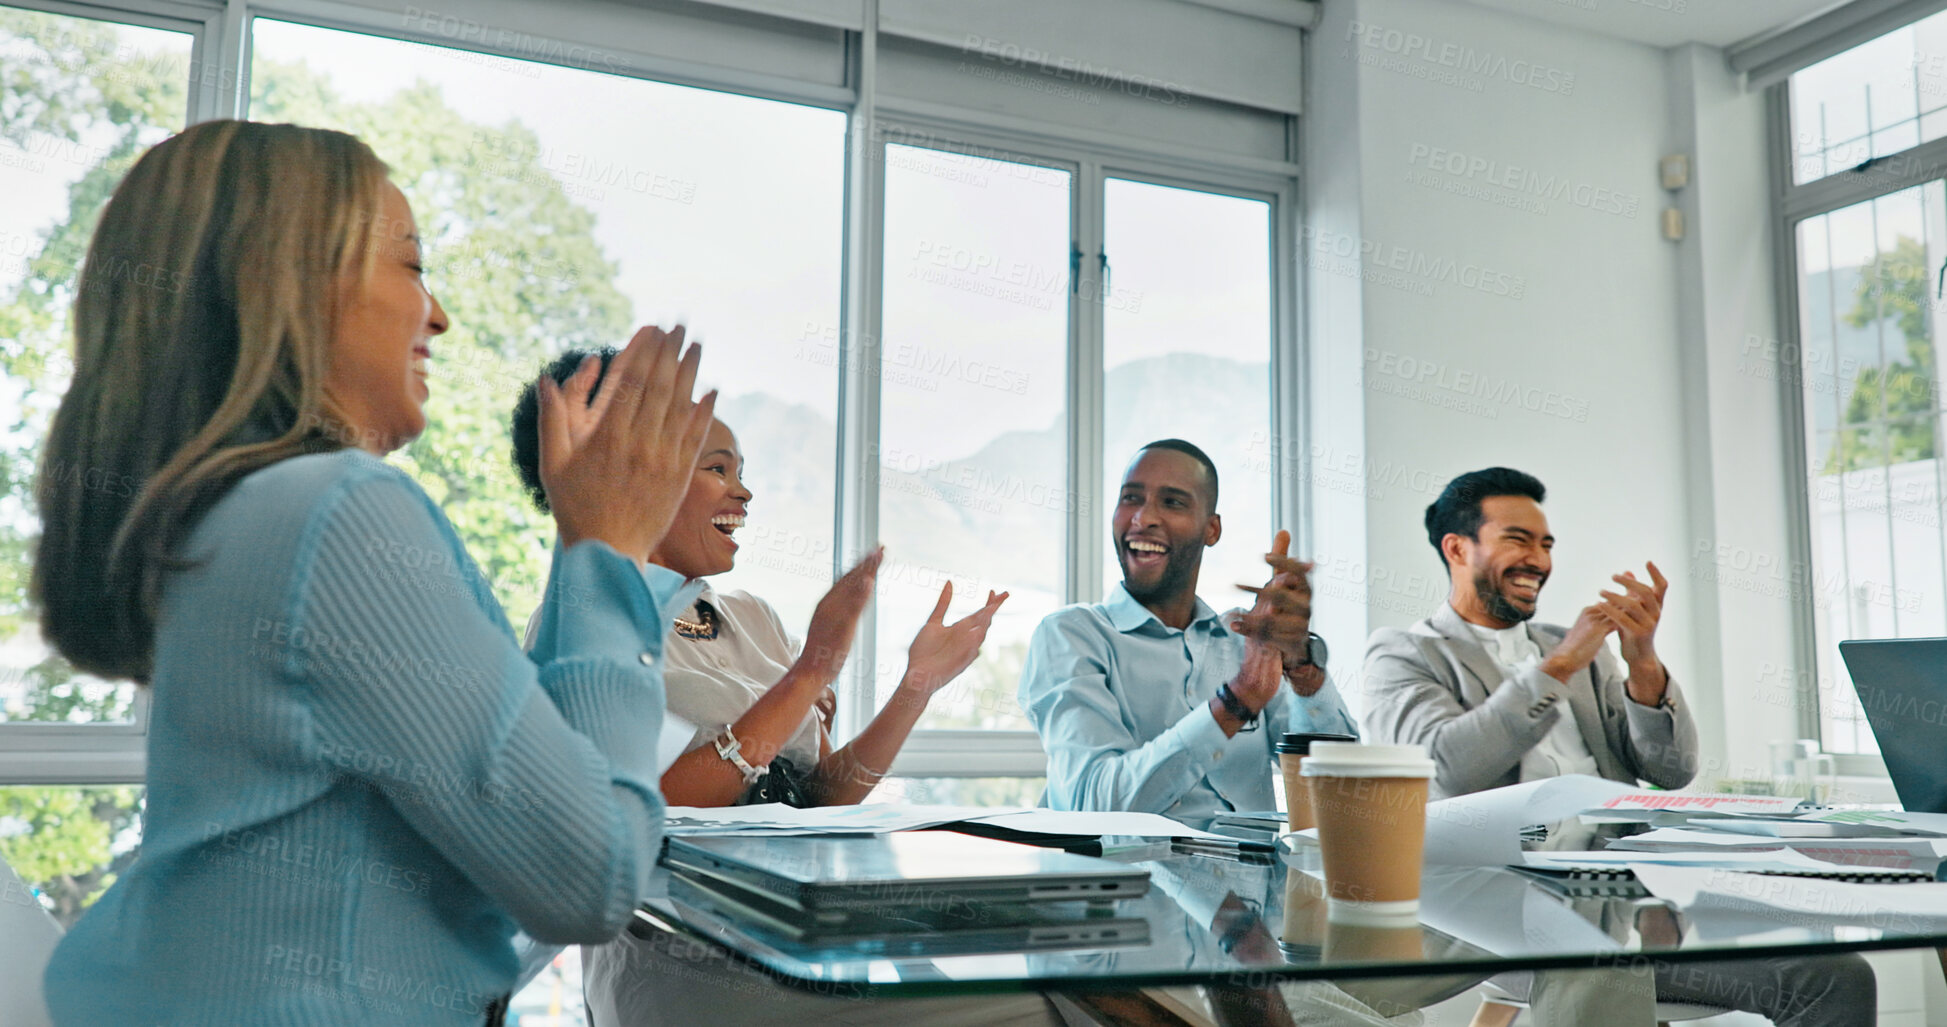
1019 583 1360 830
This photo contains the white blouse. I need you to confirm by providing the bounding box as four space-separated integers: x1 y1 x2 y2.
663 583 825 769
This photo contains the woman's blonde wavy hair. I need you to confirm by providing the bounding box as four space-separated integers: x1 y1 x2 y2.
33 119 391 682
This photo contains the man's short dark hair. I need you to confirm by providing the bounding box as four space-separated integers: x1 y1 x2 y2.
1136 438 1219 514
509 347 618 514
1425 467 1545 562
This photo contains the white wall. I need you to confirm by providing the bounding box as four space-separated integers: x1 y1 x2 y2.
1663 42 1806 787
1306 0 1804 785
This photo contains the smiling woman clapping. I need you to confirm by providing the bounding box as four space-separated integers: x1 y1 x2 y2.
32 120 711 1027
510 349 1067 1027
511 348 1008 809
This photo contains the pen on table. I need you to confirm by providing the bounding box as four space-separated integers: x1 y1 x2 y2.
1172 843 1277 864
1099 840 1173 859
1172 836 1277 855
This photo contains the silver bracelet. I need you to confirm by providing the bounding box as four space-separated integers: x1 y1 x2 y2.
712 727 768 785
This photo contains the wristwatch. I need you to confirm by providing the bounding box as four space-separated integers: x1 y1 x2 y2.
1297 632 1328 669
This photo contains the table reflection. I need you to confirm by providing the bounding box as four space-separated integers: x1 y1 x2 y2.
632 828 1947 996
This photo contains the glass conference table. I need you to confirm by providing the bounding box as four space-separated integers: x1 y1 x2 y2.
620 831 1947 1025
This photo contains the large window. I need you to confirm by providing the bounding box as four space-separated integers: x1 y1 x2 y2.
248 18 846 634
1791 184 1947 754
0 0 192 947
1782 17 1947 757
0 7 194 725
1101 179 1273 614
875 143 1070 732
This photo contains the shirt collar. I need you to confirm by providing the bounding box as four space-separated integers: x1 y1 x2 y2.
1457 609 1539 667
1104 582 1225 636
1465 620 1523 645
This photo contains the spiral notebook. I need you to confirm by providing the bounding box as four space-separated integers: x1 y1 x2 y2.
1515 858 1935 885
1507 867 1652 899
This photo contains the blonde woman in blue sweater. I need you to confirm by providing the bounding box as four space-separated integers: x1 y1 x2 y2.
32 120 714 1026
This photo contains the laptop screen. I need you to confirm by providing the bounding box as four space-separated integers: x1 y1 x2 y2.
1838 637 1947 813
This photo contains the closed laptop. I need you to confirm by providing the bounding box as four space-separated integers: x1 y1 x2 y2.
661 831 1152 919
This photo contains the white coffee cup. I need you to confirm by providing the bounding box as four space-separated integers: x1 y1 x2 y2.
1302 742 1435 924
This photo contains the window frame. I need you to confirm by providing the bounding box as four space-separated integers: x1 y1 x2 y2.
0 0 230 784
857 116 1298 777
0 0 1305 786
1767 73 1947 777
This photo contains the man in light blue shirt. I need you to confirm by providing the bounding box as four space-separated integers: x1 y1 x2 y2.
1019 439 1358 830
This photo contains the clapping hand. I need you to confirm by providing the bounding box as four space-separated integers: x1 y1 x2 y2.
1284 660 1327 698
1601 561 1670 701
1600 562 1668 669
1540 603 1618 684
1229 640 1284 713
795 548 884 681
1539 561 1668 700
1230 530 1314 669
536 325 717 563
903 582 1010 698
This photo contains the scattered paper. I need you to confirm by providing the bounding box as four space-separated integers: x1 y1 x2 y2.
1631 864 1947 929
969 809 1225 840
1594 791 1804 815
1417 867 1621 955
662 803 1008 836
1424 775 1636 866
1797 809 1947 836
658 804 1222 840
1605 827 1820 849
1688 818 1893 839
1603 828 1946 869
1522 848 1837 873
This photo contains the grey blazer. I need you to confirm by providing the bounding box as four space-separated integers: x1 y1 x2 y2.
1360 604 1699 800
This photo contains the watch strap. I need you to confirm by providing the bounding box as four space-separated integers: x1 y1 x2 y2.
1216 682 1261 730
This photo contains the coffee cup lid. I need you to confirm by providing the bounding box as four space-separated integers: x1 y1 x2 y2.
1299 741 1434 778
1276 732 1359 756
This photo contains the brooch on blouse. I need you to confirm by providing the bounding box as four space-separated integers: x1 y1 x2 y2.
672 600 721 641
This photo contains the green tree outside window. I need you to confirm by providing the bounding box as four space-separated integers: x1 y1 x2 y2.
1824 233 1941 473
0 7 631 925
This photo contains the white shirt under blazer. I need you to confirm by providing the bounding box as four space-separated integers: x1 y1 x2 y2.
1359 603 1699 800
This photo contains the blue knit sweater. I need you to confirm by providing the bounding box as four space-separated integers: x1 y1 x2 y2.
43 449 694 1025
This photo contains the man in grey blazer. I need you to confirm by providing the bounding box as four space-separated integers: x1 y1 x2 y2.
1363 466 1697 799
1361 467 1872 1026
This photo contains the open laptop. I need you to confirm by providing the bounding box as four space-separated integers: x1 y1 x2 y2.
1838 637 1947 813
661 832 1151 921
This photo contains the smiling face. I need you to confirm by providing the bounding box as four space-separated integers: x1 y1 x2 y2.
1447 494 1553 627
1113 448 1219 607
647 419 751 579
325 182 448 453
